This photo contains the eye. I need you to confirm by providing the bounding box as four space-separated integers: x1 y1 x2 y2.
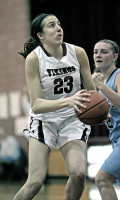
58 22 62 27
101 50 108 54
49 23 55 28
93 50 98 54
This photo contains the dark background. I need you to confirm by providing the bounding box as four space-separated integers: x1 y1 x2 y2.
29 0 120 141
30 0 120 72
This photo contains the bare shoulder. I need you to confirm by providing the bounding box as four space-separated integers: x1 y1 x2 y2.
74 45 89 65
74 46 87 57
116 72 120 80
25 51 39 74
115 72 120 90
26 51 38 65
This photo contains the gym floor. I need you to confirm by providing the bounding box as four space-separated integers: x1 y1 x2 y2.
0 177 119 200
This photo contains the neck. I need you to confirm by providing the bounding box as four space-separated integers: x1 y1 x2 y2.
43 43 63 60
102 65 116 82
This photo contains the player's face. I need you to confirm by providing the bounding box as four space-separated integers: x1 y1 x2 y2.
93 42 114 71
39 16 63 47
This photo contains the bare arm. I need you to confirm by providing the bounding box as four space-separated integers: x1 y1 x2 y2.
92 72 120 109
25 52 91 114
75 46 96 90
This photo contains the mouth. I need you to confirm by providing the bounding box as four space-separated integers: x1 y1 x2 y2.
58 33 62 38
96 60 103 63
56 34 63 41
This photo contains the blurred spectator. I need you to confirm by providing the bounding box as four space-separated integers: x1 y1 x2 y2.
0 127 28 180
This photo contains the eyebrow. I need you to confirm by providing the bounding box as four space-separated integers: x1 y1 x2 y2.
47 20 60 25
48 21 54 24
94 48 109 51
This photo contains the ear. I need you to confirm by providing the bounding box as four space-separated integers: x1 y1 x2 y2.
113 54 118 62
37 32 44 40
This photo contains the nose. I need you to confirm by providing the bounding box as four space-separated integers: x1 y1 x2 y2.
95 52 102 58
56 24 62 32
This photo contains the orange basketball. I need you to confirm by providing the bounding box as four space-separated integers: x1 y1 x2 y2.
75 90 110 126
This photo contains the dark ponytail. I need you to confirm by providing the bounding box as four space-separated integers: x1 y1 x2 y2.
18 37 39 59
18 13 55 59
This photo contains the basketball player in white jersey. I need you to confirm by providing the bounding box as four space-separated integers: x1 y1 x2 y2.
14 13 96 200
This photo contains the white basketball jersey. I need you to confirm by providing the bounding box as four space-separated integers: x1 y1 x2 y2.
29 42 82 122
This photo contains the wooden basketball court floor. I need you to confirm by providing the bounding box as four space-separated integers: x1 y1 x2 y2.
0 177 119 200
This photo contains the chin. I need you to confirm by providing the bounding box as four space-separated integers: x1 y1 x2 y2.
96 64 103 70
94 66 102 73
56 41 63 46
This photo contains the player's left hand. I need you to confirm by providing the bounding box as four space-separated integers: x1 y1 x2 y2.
92 73 104 90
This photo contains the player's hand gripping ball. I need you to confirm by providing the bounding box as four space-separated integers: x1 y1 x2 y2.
75 90 110 126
